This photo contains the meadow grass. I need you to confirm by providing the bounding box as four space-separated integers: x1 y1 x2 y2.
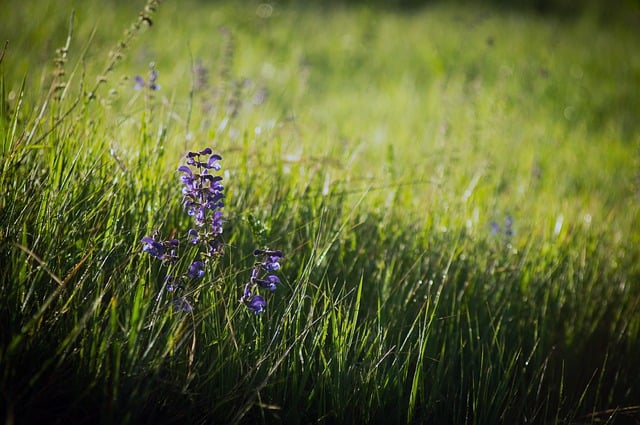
1 0 639 423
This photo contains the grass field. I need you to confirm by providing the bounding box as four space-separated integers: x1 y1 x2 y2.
2 0 639 423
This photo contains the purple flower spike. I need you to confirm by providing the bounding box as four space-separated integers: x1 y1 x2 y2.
141 147 227 313
179 148 224 236
148 69 160 90
243 247 284 313
490 221 500 235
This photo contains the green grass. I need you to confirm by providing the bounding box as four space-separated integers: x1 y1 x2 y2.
2 0 639 423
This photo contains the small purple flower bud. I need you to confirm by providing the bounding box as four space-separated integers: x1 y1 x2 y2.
165 275 176 292
134 76 145 90
188 229 200 244
207 239 223 256
251 267 260 280
245 295 266 314
187 261 205 279
167 239 179 260
266 258 281 271
178 165 193 178
257 275 280 291
148 69 160 90
141 236 165 259
243 282 253 300
505 215 514 236
173 297 193 312
207 154 222 170
195 207 206 225
490 221 500 235
262 253 282 272
211 211 224 235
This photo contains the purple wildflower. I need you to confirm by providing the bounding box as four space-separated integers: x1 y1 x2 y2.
187 261 205 279
173 297 193 312
490 215 515 239
148 69 160 90
134 62 160 91
504 215 514 236
179 149 225 254
165 275 177 292
141 236 165 259
140 235 179 264
257 275 280 291
134 76 146 91
140 148 237 314
188 229 200 244
254 249 283 271
211 210 224 236
245 295 266 315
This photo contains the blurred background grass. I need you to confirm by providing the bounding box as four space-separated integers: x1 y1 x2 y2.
3 0 638 215
2 0 640 423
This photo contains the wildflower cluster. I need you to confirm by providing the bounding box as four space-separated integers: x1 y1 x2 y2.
241 249 284 314
140 233 179 264
141 148 284 314
141 148 225 312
